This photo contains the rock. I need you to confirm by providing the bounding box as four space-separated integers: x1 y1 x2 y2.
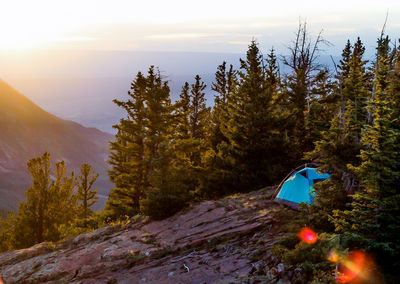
270 267 278 276
270 255 279 264
277 277 291 284
294 267 302 273
277 263 285 274
0 186 294 283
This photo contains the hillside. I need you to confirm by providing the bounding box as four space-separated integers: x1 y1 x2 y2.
0 79 113 212
0 187 305 283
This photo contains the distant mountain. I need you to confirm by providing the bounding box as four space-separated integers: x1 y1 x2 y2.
7 74 216 133
0 79 113 213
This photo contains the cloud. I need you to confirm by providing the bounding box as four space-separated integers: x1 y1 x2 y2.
228 41 251 45
56 37 97 41
146 33 209 40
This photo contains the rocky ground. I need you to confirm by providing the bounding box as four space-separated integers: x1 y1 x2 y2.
0 187 305 283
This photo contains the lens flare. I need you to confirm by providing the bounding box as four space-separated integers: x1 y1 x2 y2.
328 249 339 263
298 227 317 244
336 250 375 283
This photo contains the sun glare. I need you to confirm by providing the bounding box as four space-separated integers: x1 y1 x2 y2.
0 1 93 51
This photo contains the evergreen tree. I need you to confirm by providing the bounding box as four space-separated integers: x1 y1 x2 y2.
188 75 210 166
336 40 352 116
210 61 237 150
175 82 191 139
140 141 190 219
343 37 370 145
304 39 371 230
221 40 289 192
107 66 187 220
212 61 237 106
265 48 280 89
304 114 354 231
199 62 238 198
105 72 147 219
139 68 191 219
174 76 212 198
333 37 400 278
189 76 209 139
307 69 338 142
13 153 77 248
76 164 98 228
142 67 172 160
0 212 17 252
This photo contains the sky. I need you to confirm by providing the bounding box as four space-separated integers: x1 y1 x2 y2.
0 0 399 54
0 0 400 132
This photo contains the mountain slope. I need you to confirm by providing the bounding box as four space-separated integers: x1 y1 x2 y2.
0 79 113 212
0 187 305 283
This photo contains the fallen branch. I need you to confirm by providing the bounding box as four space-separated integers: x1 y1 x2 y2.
183 263 190 273
171 251 197 263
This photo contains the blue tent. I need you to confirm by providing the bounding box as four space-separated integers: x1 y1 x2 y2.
275 167 330 208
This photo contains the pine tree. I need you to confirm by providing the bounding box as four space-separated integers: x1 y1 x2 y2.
303 40 369 231
336 40 352 116
105 72 148 219
12 153 77 248
221 40 289 192
175 82 191 139
209 61 237 150
187 75 211 166
265 48 280 89
0 212 17 252
198 62 238 198
343 37 370 145
140 141 190 220
107 66 188 220
139 68 191 219
142 67 172 160
212 61 237 106
174 76 212 198
307 69 338 142
189 76 208 138
304 114 354 231
333 37 400 278
76 164 98 228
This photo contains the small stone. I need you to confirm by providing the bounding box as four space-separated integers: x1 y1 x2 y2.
270 267 277 276
287 270 293 279
277 263 285 274
168 271 174 277
277 277 291 284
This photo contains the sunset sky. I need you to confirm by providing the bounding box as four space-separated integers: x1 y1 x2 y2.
0 0 399 54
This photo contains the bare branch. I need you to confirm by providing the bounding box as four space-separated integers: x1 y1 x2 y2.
330 55 338 75
380 11 389 41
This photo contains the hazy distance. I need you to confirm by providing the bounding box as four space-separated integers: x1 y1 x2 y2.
0 47 386 133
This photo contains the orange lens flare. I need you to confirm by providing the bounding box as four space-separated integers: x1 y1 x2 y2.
336 250 374 283
298 227 317 244
328 249 339 263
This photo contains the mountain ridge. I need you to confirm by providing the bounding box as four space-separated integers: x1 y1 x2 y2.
0 79 113 212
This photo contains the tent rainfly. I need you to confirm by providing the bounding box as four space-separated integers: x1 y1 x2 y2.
274 166 330 209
